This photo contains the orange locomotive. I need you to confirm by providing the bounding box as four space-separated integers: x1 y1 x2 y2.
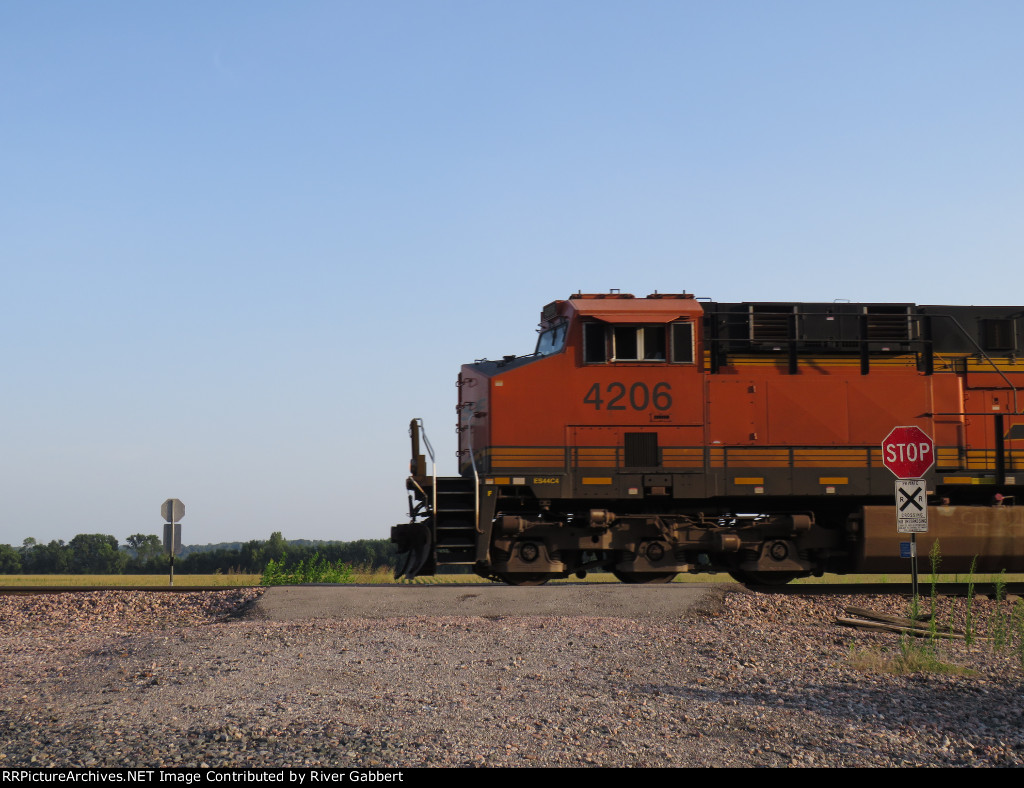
393 292 1024 584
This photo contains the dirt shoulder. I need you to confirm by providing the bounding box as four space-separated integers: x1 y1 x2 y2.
1 586 1022 768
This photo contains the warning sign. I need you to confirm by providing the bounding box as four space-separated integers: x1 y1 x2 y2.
895 479 929 533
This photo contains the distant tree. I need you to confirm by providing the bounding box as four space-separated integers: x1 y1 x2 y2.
20 539 72 573
179 547 238 574
238 539 267 572
0 544 22 573
125 534 164 569
327 539 397 569
69 534 127 574
10 532 396 574
265 532 287 562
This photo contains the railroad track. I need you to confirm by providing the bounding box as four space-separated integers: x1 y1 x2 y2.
0 585 261 595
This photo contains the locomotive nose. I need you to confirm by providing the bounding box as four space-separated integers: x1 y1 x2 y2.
390 522 432 580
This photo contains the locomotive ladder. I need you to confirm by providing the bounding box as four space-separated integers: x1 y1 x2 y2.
432 477 478 567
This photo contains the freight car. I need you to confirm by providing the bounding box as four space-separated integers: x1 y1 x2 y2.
392 292 1024 585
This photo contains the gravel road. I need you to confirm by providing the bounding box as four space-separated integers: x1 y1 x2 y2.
252 583 713 620
1 584 1022 768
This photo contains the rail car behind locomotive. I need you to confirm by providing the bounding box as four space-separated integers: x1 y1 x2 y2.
392 292 1024 585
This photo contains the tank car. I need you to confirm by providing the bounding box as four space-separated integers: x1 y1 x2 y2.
392 292 1024 585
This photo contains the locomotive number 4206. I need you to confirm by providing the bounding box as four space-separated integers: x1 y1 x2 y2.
583 382 672 411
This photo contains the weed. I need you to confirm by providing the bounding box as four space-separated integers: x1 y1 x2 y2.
847 642 976 677
965 556 978 646
875 539 970 676
261 553 355 586
991 570 1009 650
909 590 921 623
1013 598 1024 669
928 540 941 640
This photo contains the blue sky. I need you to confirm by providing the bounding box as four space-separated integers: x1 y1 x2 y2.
2 1 1023 547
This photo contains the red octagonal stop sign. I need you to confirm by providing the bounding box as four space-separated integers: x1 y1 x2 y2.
881 426 935 478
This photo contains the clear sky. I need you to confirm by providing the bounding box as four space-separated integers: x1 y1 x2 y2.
2 1 1023 547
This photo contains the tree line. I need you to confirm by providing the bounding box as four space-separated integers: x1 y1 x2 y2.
0 532 398 574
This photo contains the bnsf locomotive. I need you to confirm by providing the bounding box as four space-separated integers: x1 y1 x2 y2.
392 292 1024 585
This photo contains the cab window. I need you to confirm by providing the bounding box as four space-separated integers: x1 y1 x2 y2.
536 322 568 356
584 321 695 364
671 322 694 363
612 326 665 360
584 323 608 362
583 324 666 362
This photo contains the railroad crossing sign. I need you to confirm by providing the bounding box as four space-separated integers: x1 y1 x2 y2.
895 479 929 533
882 427 934 598
161 499 184 558
881 426 935 479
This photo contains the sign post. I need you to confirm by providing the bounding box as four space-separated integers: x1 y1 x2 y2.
161 499 185 586
881 427 935 603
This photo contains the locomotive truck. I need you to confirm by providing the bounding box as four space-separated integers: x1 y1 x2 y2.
392 292 1024 585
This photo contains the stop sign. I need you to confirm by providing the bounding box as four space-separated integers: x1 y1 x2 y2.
881 426 935 478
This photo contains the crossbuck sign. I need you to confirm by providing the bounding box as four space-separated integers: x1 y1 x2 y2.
894 479 928 533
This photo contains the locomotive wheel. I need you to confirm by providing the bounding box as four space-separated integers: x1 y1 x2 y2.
729 570 799 587
495 573 555 586
612 571 677 584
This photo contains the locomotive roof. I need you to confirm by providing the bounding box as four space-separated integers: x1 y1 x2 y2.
560 293 703 324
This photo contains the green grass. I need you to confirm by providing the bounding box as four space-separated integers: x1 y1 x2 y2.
847 545 1024 677
261 555 355 586
847 642 978 677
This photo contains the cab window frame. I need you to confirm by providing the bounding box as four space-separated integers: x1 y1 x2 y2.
535 320 569 357
583 320 696 365
671 321 695 364
585 323 671 362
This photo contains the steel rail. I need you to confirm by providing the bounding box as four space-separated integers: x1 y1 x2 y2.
0 585 261 595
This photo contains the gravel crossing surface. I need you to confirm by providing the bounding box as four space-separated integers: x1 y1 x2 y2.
1 585 1022 768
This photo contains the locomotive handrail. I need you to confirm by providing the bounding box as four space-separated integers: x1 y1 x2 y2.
411 418 437 524
703 307 932 376
458 404 482 534
413 417 436 465
933 314 1020 414
703 309 1021 412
